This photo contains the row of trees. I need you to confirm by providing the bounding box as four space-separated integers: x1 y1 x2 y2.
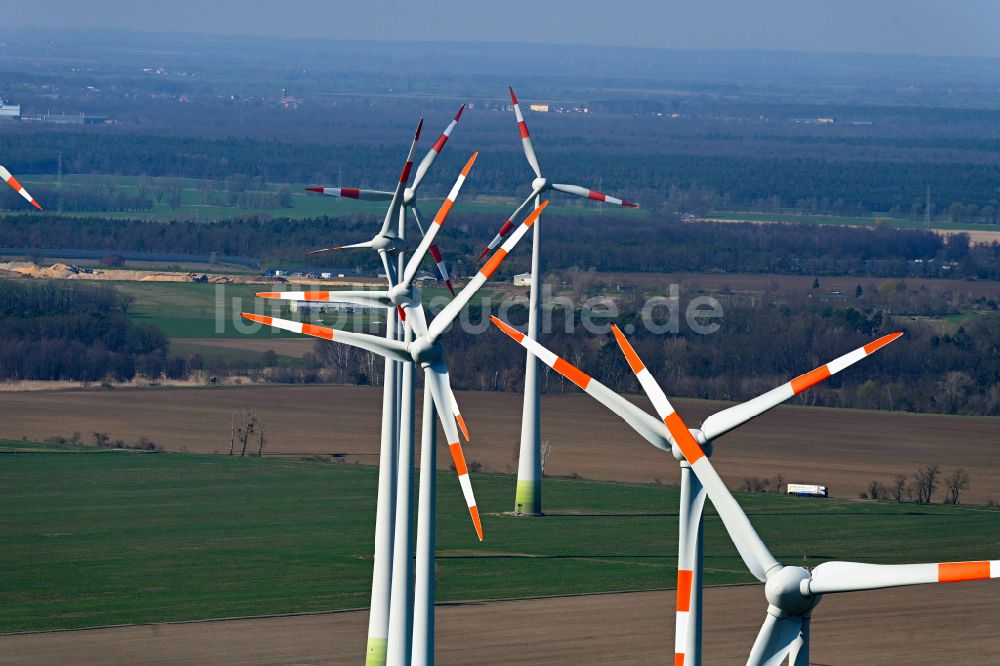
863 466 971 505
2 210 998 280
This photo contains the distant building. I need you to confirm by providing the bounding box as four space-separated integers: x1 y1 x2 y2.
0 100 20 119
529 104 549 113
513 272 532 287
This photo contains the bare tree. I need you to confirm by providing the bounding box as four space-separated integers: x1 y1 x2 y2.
257 424 266 458
232 408 260 457
867 480 889 500
914 465 942 504
773 473 785 494
944 469 970 505
892 474 908 502
540 440 553 476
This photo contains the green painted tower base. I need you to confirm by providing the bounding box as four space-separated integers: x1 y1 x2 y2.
365 637 387 666
514 479 543 515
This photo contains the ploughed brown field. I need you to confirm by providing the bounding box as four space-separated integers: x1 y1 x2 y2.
2 582 997 664
1 384 996 503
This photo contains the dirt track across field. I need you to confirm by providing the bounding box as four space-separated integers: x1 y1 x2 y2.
0 384 997 503
2 581 998 665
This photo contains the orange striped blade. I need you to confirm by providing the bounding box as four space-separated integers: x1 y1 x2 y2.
938 561 990 582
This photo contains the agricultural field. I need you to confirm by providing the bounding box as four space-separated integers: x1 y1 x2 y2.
2 439 998 635
0 385 997 505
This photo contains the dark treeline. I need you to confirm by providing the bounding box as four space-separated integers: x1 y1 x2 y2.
6 128 1000 215
2 212 997 281
0 280 175 381
298 293 1000 418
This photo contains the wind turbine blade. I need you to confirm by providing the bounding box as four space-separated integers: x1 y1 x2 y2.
307 240 374 254
490 315 668 451
700 332 904 442
425 363 483 540
379 250 399 289
0 165 43 210
807 559 999 595
412 104 465 191
379 118 423 238
428 244 455 296
550 183 639 208
426 200 549 342
609 324 779 582
304 187 393 201
477 187 542 262
747 611 802 666
240 313 411 362
509 87 542 178
402 152 477 288
256 290 392 310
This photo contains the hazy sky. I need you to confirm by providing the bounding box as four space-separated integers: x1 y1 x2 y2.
3 0 998 58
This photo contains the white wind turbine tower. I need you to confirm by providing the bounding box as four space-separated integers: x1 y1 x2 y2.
608 323 998 666
271 117 455 665
477 87 639 516
491 316 902 665
1 165 43 210
305 104 466 295
249 168 550 665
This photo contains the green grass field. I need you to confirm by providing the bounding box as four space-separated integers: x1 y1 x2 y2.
706 210 1000 233
115 280 484 341
8 174 649 222
2 441 998 633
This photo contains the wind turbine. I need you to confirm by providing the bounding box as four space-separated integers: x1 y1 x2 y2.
607 323 998 666
258 152 479 664
306 105 466 295
248 177 551 665
491 316 902 665
269 117 430 665
1 165 43 210
479 87 639 516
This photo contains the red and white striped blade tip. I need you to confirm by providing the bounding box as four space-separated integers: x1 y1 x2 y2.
509 87 518 104
444 280 455 296
414 118 424 140
476 246 491 262
455 104 465 120
304 187 323 193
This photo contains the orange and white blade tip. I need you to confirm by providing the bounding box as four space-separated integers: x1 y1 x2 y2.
461 151 478 176
470 505 483 541
256 292 282 299
456 414 471 442
865 331 904 354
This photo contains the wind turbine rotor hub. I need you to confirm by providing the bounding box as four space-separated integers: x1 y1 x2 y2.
410 338 443 366
531 177 549 192
673 432 712 462
764 566 819 616
387 283 415 307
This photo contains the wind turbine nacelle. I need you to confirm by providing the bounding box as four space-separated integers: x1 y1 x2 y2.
372 235 407 253
532 177 549 193
765 566 821 615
